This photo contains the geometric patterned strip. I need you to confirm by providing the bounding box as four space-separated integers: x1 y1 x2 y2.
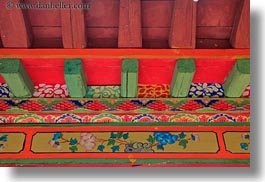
0 83 248 99
0 113 250 124
0 98 250 113
0 125 250 167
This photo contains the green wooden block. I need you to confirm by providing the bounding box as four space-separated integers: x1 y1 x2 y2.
170 59 196 97
64 59 87 98
223 59 250 97
121 59 139 98
0 59 34 97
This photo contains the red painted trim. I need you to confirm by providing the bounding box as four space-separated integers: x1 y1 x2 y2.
0 49 250 59
0 164 250 167
0 126 250 160
0 49 250 84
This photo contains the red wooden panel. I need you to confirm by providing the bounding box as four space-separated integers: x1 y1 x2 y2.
142 0 173 28
85 0 119 27
0 26 2 47
32 27 61 38
86 28 118 48
138 59 176 84
193 58 236 83
142 27 169 48
169 0 197 48
142 28 169 40
197 0 241 27
61 0 87 48
0 0 33 48
196 39 232 49
1 59 63 84
26 8 61 27
22 59 65 85
118 0 142 48
230 0 250 48
0 37 2 48
32 27 63 47
197 27 232 39
143 40 169 49
32 39 63 48
83 58 122 85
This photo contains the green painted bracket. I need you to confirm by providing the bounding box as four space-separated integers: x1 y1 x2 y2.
0 59 34 97
64 59 87 98
223 59 250 97
170 59 196 97
121 59 139 98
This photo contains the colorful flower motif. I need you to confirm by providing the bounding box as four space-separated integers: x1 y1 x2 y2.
132 114 160 122
48 139 62 151
236 116 250 122
33 84 69 98
0 134 8 142
240 143 248 150
81 116 92 123
41 131 208 153
191 133 200 141
124 142 154 152
154 132 179 145
137 84 170 98
55 114 82 123
80 133 97 151
91 114 121 123
86 86 120 98
0 144 6 152
170 114 199 122
14 114 43 123
43 115 57 123
242 85 250 98
0 134 8 152
241 133 250 140
121 115 134 122
198 115 212 122
0 84 13 98
188 83 224 98
0 117 6 124
157 115 170 122
208 114 236 122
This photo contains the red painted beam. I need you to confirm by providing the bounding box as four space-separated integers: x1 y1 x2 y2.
61 0 87 48
0 58 239 85
0 49 250 59
230 0 250 48
169 0 197 48
0 0 33 48
118 0 142 48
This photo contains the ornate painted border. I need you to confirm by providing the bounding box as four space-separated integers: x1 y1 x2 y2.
0 125 250 167
0 98 250 113
0 83 250 99
0 113 250 123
